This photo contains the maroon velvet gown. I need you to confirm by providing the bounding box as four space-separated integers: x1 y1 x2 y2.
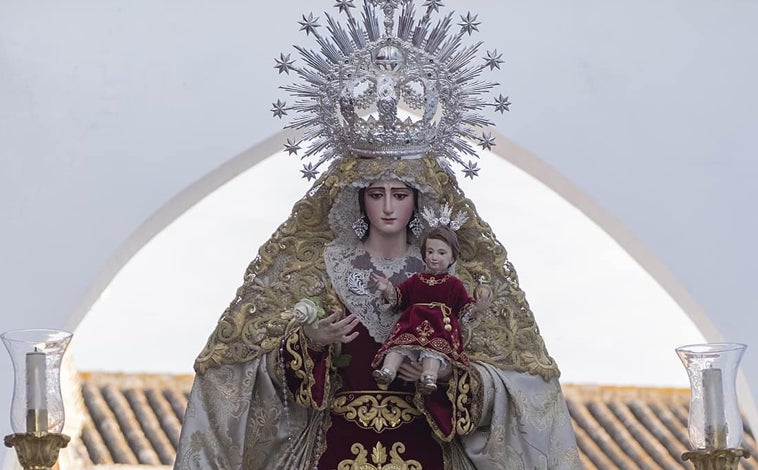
281 301 478 467
373 272 472 370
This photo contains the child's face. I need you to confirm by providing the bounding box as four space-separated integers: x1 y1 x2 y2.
424 238 454 274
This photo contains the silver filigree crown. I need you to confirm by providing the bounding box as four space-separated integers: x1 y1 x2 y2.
420 203 468 231
271 0 510 180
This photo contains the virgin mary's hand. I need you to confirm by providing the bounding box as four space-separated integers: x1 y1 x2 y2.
303 312 360 347
396 361 423 382
397 361 453 382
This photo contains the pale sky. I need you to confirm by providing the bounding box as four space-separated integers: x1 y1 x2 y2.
72 151 705 387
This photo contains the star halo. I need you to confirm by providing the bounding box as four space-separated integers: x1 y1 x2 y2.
270 0 511 180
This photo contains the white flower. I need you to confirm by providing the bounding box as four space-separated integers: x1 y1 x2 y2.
282 298 324 327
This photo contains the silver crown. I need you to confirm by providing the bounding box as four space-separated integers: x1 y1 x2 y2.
271 0 511 180
420 203 468 231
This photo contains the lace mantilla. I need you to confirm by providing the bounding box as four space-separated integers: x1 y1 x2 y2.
325 242 424 343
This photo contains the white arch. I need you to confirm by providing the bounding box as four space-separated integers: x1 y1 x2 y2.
63 130 294 333
68 129 717 339
487 129 720 341
67 129 756 429
69 130 706 356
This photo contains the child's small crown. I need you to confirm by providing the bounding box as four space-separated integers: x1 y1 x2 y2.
420 203 468 232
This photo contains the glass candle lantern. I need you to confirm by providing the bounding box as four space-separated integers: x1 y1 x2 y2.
1 329 72 434
676 343 746 450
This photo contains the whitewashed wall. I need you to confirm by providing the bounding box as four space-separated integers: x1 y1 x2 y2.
1 0 757 465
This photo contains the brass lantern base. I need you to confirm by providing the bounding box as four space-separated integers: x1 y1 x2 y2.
682 448 749 470
4 432 70 470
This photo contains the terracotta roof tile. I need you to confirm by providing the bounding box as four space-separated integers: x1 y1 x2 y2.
74 374 757 469
562 385 758 470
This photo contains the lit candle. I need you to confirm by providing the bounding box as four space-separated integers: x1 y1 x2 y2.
702 367 727 448
25 348 48 432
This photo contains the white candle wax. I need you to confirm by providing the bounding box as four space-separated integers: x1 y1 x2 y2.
702 367 727 448
25 350 47 410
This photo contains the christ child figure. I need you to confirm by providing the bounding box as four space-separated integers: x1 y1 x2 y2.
371 226 491 394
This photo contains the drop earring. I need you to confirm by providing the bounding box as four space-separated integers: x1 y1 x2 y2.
408 213 423 237
352 215 369 239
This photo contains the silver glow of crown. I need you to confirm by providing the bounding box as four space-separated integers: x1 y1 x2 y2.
271 0 511 180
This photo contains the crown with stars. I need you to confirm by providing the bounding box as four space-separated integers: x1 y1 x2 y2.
271 0 511 180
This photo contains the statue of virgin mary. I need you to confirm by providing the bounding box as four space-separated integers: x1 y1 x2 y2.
174 2 582 469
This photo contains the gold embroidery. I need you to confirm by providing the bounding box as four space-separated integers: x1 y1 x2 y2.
285 333 306 381
337 441 422 470
455 370 475 435
414 302 453 331
410 368 479 442
414 320 435 341
332 392 422 432
285 330 331 410
418 273 449 286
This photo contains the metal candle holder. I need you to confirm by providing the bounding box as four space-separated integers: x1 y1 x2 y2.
4 432 70 470
682 448 749 470
677 343 749 469
2 329 73 470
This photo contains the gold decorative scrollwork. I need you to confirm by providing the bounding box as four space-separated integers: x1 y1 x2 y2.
455 370 476 435
337 441 422 470
332 393 422 432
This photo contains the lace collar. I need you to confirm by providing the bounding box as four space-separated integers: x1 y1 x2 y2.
324 241 424 343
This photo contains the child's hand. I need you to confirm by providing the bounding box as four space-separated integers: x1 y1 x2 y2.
371 273 391 292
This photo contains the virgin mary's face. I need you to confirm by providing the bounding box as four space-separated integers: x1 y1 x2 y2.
363 179 415 238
